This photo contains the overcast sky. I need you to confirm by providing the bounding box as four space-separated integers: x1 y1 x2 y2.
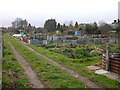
0 0 119 27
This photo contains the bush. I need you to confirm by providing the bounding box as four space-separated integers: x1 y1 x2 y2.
74 48 91 58
62 48 75 58
90 50 102 56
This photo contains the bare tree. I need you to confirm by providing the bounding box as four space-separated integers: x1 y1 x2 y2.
69 21 73 29
98 21 106 26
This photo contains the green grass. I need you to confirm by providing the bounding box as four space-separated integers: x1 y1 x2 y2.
4 34 88 88
2 39 32 88
4 34 119 88
28 43 119 88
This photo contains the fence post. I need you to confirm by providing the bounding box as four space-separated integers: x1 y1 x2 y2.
106 45 110 71
0 27 2 89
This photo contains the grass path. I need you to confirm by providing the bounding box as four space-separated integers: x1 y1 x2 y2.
2 40 32 88
21 41 102 88
8 41 46 88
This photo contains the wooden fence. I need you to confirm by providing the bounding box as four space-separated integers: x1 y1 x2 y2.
102 54 120 74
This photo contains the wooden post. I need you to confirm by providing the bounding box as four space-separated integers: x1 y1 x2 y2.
106 45 110 71
118 32 120 48
0 28 2 60
0 27 2 90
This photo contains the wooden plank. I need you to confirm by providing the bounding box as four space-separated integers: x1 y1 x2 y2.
110 63 120 68
110 60 120 64
110 57 120 61
110 66 120 71
110 69 120 74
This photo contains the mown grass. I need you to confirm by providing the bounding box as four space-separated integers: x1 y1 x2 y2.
4 34 88 88
28 44 119 88
2 39 32 88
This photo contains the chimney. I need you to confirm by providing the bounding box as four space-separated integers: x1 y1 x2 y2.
114 20 117 23
118 19 120 22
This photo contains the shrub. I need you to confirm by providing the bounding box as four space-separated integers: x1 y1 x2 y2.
74 48 91 58
90 50 102 56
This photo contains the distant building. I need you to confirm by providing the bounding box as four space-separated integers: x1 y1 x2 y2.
79 23 86 27
64 30 83 36
111 19 120 28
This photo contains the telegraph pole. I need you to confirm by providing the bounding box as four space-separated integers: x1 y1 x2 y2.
118 2 120 48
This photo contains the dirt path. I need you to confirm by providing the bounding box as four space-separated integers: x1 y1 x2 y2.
8 42 46 88
21 43 102 88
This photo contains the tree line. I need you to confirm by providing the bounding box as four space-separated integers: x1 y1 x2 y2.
3 18 120 35
44 19 114 35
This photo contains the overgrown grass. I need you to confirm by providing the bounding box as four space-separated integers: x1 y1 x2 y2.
2 39 32 88
4 34 88 88
28 43 119 88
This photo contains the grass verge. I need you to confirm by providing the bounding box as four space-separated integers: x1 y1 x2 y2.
2 39 32 88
